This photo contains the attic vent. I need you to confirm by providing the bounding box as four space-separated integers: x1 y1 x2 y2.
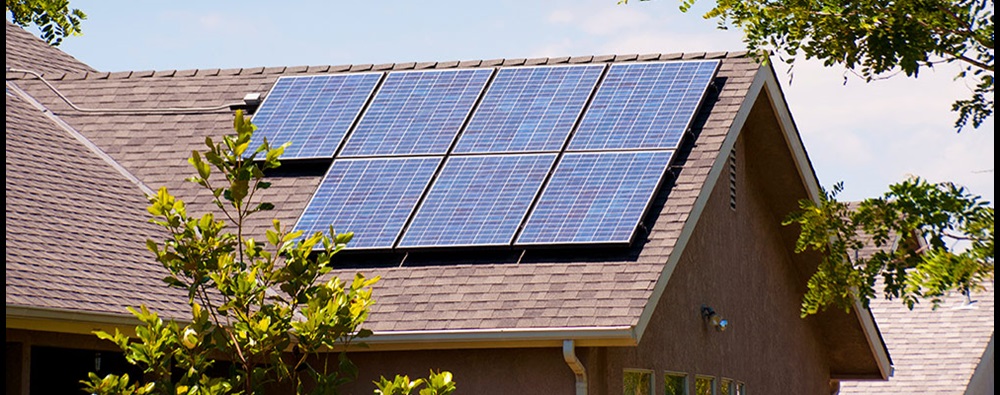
728 148 737 210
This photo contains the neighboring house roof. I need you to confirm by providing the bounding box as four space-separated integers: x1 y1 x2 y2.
5 24 888 377
839 282 994 394
5 84 189 324
5 20 96 75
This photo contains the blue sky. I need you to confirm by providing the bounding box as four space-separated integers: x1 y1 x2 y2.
13 0 995 202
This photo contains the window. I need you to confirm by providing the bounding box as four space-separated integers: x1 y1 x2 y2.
720 378 733 395
695 376 716 395
736 382 746 395
664 372 688 395
624 369 653 395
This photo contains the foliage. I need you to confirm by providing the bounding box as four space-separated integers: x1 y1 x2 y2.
785 178 994 316
6 0 86 45
82 111 453 394
668 0 994 131
373 371 457 395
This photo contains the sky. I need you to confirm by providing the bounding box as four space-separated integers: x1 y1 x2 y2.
12 0 995 203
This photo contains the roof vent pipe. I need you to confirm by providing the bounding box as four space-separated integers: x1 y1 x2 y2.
562 339 588 395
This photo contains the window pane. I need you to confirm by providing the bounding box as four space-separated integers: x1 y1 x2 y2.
664 373 687 395
624 371 652 395
695 376 715 395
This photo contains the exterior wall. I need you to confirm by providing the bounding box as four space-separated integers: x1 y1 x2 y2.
590 96 832 395
339 347 573 395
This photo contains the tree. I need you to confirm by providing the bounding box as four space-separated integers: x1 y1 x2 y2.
83 111 456 395
6 0 86 46
685 0 994 130
648 0 996 315
785 179 993 315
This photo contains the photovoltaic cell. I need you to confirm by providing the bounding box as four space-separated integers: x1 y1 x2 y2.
249 73 381 159
398 154 556 247
517 151 673 245
454 64 604 154
341 69 493 157
568 60 719 151
294 157 441 249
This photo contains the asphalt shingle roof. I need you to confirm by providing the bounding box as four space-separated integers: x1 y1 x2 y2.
5 88 188 319
6 20 759 333
839 282 994 394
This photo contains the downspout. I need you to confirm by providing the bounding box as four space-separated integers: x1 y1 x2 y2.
562 340 587 395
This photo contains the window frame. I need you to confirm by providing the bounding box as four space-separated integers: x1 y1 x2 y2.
623 368 655 395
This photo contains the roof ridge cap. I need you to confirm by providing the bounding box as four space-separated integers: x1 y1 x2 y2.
5 50 751 81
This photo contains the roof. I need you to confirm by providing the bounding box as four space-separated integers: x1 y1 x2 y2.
5 51 758 336
839 282 994 394
5 20 96 75
4 84 188 321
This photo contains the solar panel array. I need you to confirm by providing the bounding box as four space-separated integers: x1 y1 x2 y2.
250 60 720 250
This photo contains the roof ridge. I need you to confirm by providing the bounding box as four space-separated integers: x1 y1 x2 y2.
5 81 156 197
6 50 751 81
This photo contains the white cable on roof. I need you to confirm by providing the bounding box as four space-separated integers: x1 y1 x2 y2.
7 67 247 114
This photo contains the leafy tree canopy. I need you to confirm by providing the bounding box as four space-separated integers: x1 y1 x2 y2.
786 179 993 316
6 0 86 46
673 0 994 130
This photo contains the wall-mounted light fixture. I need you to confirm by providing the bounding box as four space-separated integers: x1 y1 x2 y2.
701 305 729 332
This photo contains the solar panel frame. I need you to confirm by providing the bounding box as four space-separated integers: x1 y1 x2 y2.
453 64 605 154
248 73 382 160
567 60 720 152
515 150 674 246
340 68 494 157
397 153 557 248
293 156 442 250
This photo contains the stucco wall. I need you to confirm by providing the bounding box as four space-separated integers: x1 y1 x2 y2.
590 93 832 395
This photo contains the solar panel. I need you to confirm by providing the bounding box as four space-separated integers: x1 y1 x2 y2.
516 151 673 245
453 64 604 154
340 68 493 157
398 154 556 247
294 157 441 250
568 60 719 151
249 73 381 159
